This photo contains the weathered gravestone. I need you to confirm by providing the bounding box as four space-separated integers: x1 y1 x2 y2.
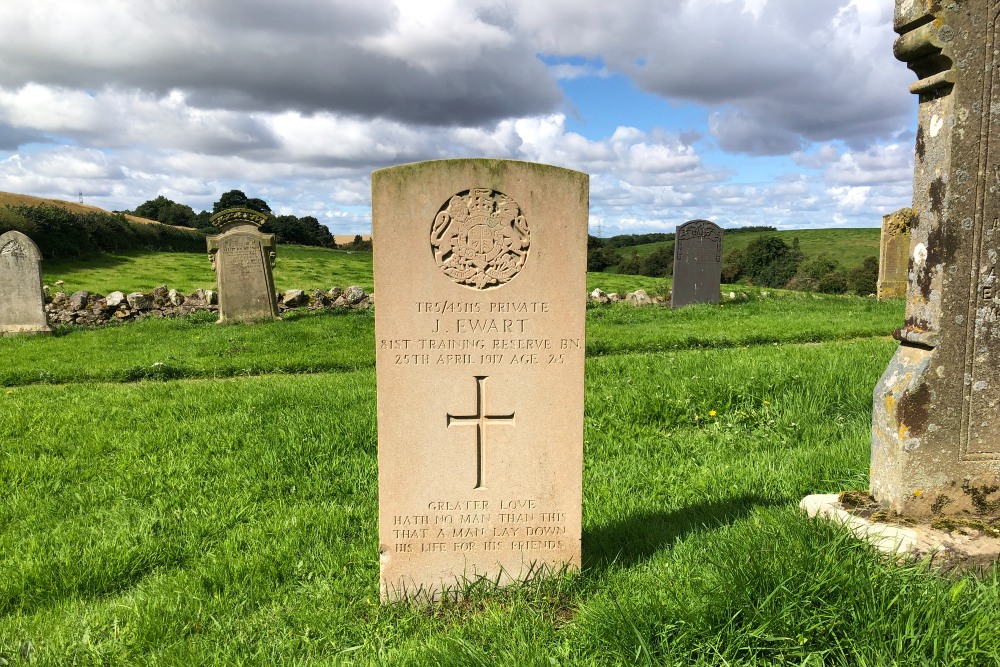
373 159 588 601
671 219 723 308
0 231 51 335
871 0 1000 515
877 208 915 301
206 208 279 324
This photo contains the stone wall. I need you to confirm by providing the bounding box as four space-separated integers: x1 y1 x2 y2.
44 285 371 326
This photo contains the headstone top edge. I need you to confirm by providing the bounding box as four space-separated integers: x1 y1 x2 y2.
210 208 269 233
0 230 42 255
372 158 589 182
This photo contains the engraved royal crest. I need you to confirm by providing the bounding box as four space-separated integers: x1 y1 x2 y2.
0 240 27 259
430 189 530 289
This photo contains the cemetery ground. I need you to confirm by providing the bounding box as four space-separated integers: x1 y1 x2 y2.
3 277 1000 664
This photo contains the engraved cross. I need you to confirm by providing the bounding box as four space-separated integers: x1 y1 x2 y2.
446 375 515 489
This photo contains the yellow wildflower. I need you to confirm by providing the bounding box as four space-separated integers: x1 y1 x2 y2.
708 410 717 417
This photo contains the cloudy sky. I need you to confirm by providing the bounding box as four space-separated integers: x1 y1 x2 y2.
0 0 915 237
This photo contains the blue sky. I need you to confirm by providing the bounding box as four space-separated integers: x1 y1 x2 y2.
0 0 916 237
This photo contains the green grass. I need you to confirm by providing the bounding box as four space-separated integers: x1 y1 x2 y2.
8 291 999 665
42 246 374 295
612 227 881 270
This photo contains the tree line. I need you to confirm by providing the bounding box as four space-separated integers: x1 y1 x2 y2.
123 190 371 250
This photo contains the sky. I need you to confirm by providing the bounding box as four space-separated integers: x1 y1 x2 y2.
0 0 916 238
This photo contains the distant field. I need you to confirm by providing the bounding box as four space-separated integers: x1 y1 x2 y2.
42 246 375 294
610 228 881 271
41 246 679 297
0 191 159 226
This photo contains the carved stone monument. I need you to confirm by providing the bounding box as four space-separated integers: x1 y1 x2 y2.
671 219 723 308
877 208 915 300
373 159 588 601
206 208 279 324
0 231 51 335
871 0 1000 515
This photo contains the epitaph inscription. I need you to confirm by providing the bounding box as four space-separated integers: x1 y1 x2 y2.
671 219 723 308
375 159 587 601
0 231 51 335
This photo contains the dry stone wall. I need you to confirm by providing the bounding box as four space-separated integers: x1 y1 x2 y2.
44 285 371 326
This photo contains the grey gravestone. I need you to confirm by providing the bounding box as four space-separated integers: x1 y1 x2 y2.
671 219 722 308
877 208 914 300
206 208 279 324
0 231 51 335
872 0 1000 515
373 159 588 601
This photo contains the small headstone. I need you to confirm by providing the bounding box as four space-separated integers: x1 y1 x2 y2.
871 0 1000 515
0 231 51 335
671 219 723 308
206 208 279 324
373 159 588 601
877 208 914 300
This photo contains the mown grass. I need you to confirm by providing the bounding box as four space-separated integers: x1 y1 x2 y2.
5 291 997 665
612 227 881 270
42 246 375 294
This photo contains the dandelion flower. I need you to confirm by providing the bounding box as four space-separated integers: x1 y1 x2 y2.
709 410 717 417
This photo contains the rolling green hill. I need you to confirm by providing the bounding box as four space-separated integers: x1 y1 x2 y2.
610 227 881 271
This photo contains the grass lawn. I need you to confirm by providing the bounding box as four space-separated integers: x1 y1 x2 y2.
4 289 998 665
42 246 375 295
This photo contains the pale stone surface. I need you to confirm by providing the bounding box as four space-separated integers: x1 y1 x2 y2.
877 208 914 300
626 289 652 306
870 1 1000 516
801 494 1000 572
373 159 587 602
671 219 722 308
0 231 51 335
206 208 279 324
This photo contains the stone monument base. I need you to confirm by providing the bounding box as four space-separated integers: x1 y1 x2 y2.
800 493 1000 574
1 325 52 336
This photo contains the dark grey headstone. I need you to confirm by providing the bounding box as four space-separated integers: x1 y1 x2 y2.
0 230 51 335
670 219 722 309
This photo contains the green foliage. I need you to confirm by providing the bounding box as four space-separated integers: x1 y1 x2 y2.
260 215 333 247
848 256 880 296
212 189 271 214
0 205 205 259
638 243 674 277
721 248 744 283
741 235 802 288
616 250 642 275
132 195 197 228
787 254 848 293
587 246 618 272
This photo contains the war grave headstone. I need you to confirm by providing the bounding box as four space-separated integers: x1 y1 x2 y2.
802 0 1000 565
206 208 279 324
877 208 914 301
373 159 588 601
671 219 723 308
0 230 52 335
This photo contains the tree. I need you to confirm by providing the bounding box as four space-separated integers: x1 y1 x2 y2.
212 190 271 214
742 236 802 288
848 256 880 295
639 244 674 277
616 251 642 275
721 249 744 283
133 195 174 221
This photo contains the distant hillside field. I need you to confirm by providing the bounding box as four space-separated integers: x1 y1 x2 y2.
613 227 881 270
0 191 160 226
